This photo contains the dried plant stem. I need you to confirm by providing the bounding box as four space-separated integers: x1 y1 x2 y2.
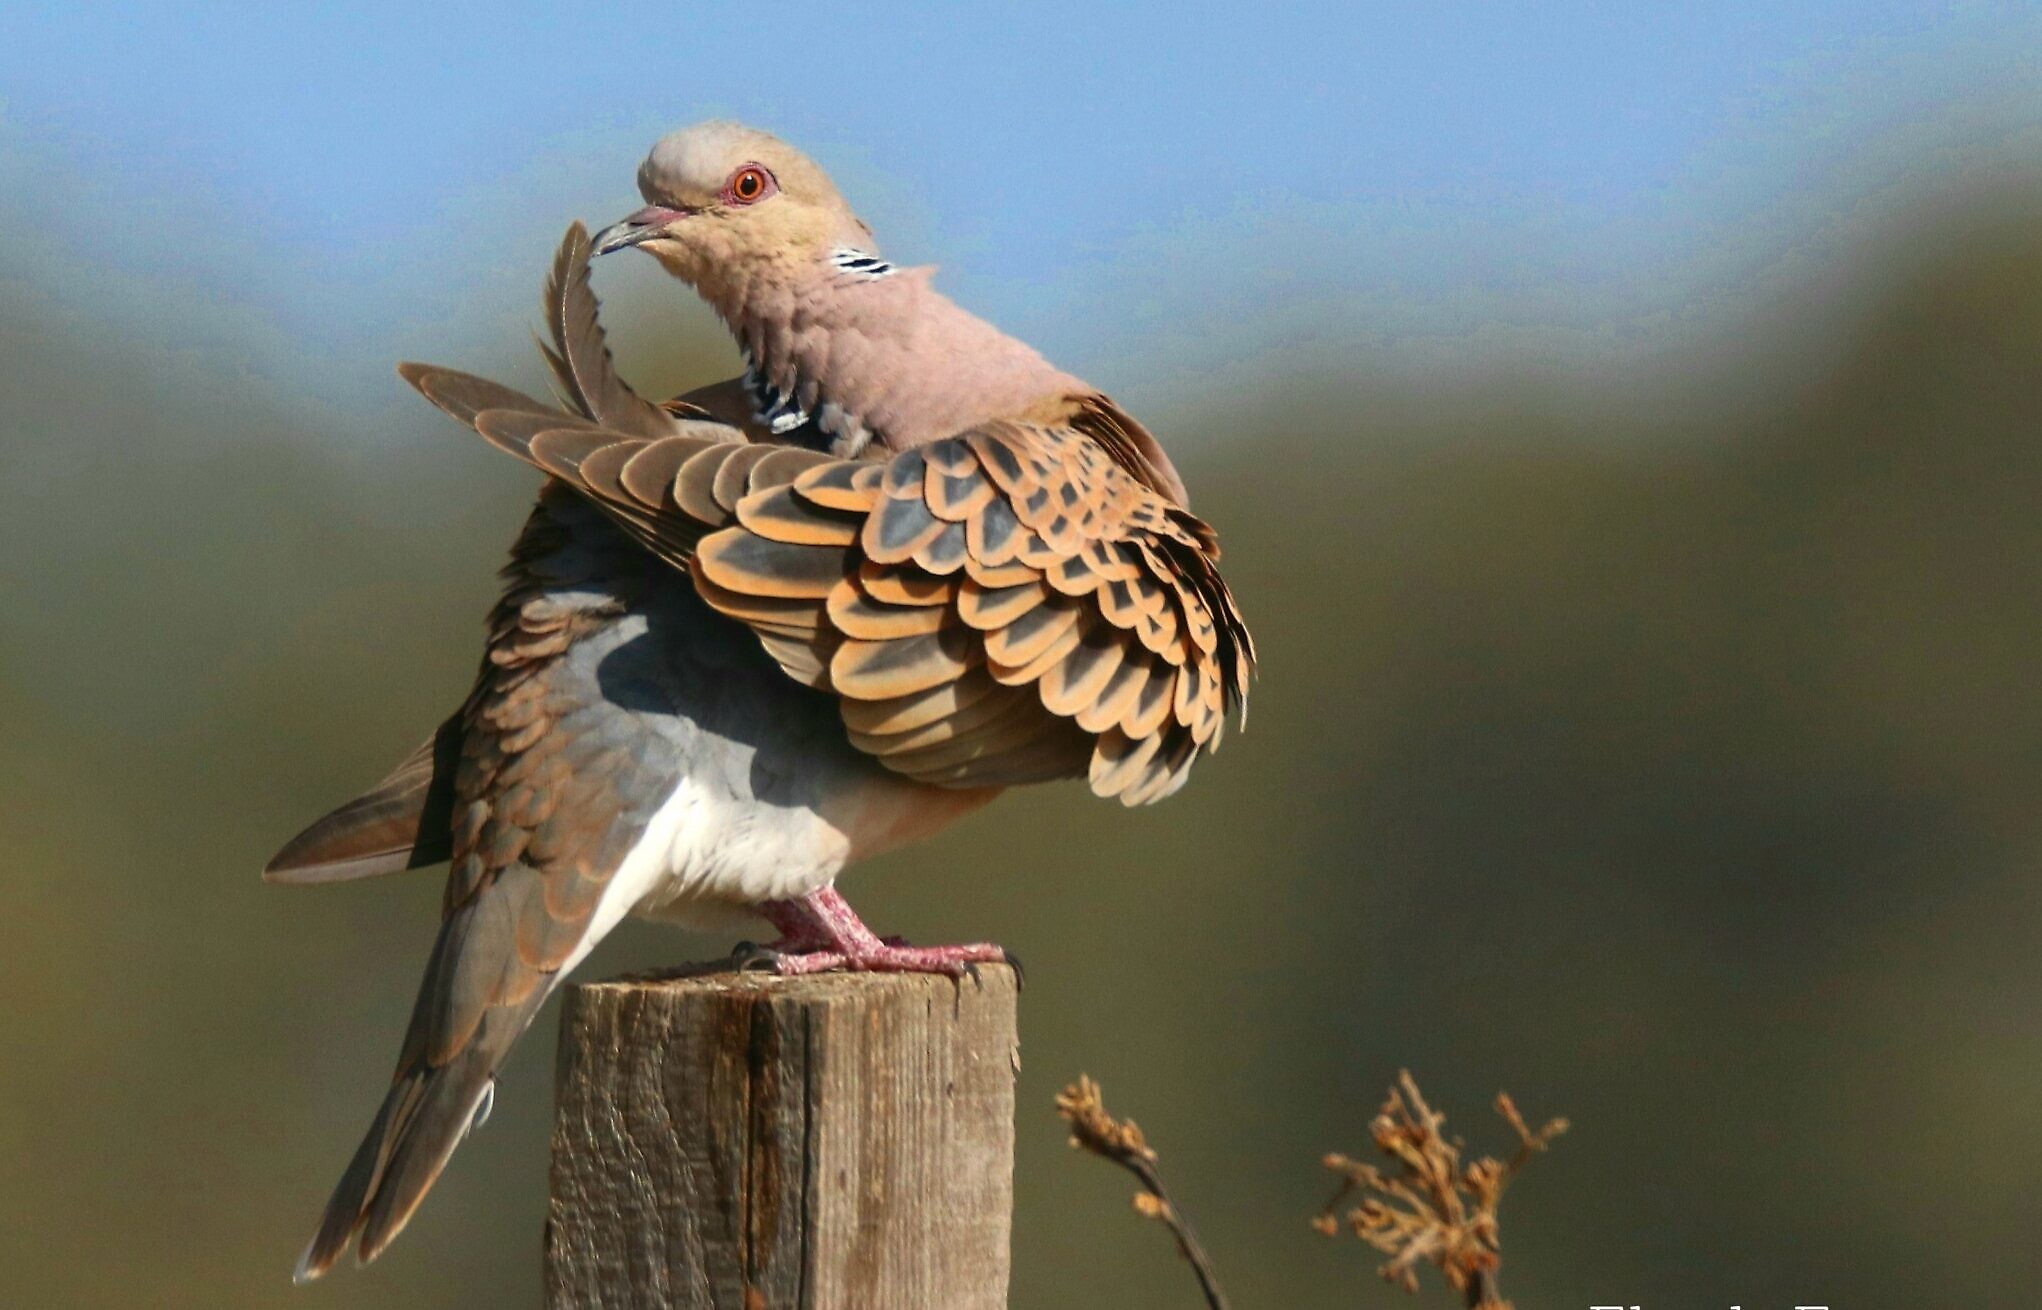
1118 1144 1230 1310
1056 1076 1231 1310
1313 1070 1568 1310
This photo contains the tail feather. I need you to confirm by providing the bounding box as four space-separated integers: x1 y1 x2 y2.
294 1078 407 1282
293 1045 508 1281
293 906 559 1281
358 1049 505 1263
264 716 462 884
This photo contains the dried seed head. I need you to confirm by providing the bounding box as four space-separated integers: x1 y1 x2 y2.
1311 1071 1565 1310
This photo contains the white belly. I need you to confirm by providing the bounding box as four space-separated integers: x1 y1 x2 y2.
563 777 853 961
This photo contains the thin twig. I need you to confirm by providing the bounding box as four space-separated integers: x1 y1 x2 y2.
1056 1075 1231 1310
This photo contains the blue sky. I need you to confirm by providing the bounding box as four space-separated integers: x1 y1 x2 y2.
4 2 2042 418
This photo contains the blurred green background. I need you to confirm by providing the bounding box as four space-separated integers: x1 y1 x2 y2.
7 8 2042 1310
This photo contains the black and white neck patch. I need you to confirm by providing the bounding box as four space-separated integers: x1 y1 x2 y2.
740 349 878 457
740 354 812 436
828 248 896 280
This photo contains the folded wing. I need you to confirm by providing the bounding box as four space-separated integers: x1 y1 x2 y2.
400 228 1254 805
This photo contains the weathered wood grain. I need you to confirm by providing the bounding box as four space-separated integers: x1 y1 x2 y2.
546 966 1019 1309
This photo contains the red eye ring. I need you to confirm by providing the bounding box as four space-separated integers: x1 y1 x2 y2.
725 164 773 205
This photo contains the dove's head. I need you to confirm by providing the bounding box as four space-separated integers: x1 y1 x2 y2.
591 122 870 290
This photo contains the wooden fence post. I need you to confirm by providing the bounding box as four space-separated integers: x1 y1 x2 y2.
545 966 1020 1309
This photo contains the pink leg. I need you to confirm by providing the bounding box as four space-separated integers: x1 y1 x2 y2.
756 886 1008 978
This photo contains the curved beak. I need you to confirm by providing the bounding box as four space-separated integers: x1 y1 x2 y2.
591 204 692 256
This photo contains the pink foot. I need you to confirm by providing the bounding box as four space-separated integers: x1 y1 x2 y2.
770 940 1009 977
753 886 1012 980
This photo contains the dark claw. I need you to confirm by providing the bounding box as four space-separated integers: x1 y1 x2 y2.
1000 948 1026 990
962 961 984 990
729 940 783 973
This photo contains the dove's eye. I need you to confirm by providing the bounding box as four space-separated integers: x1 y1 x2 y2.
725 165 774 205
